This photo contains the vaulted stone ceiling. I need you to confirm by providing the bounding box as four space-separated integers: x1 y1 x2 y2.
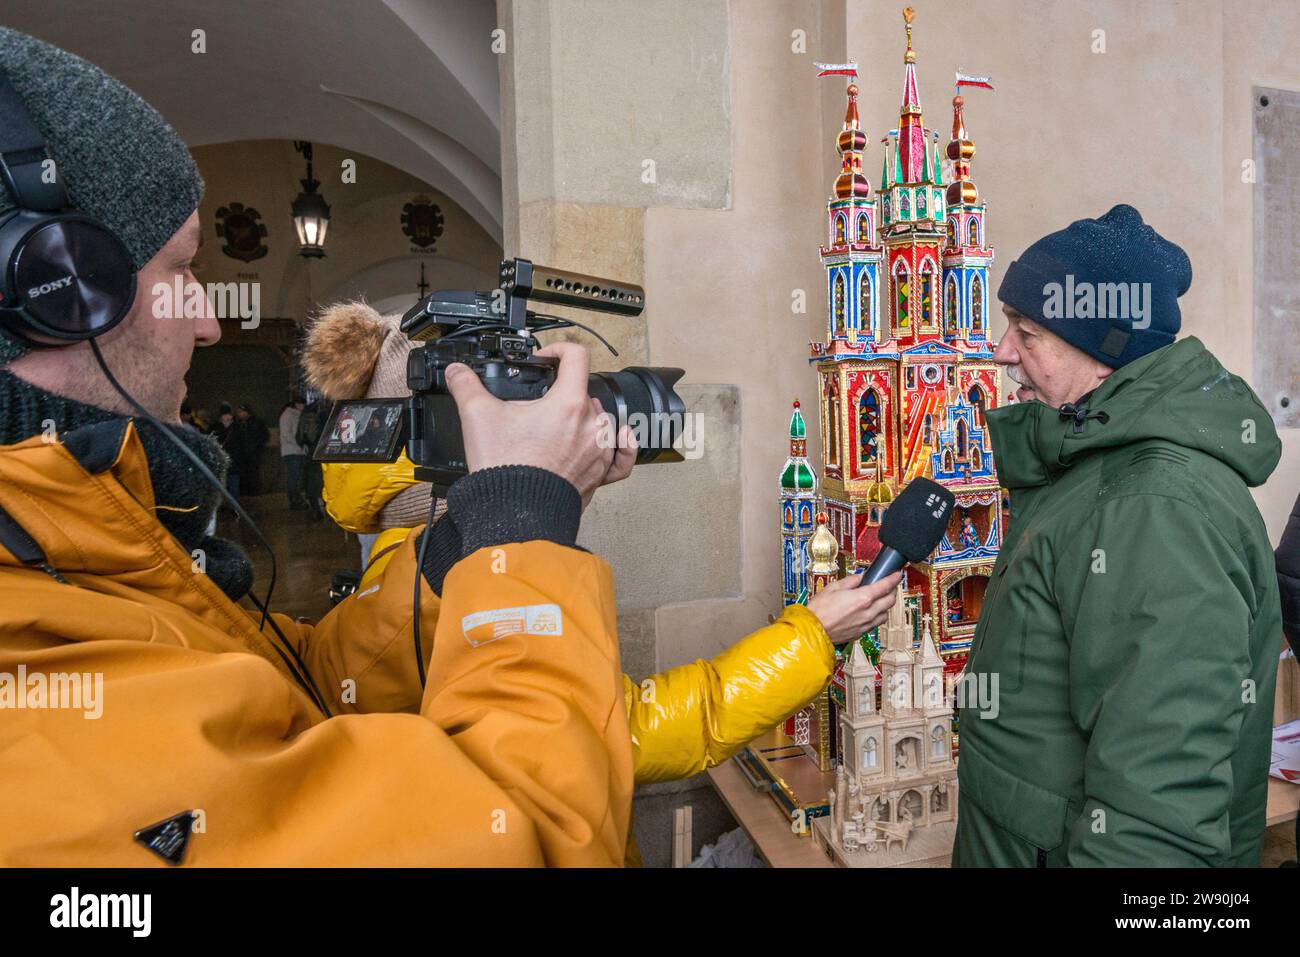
1 0 503 241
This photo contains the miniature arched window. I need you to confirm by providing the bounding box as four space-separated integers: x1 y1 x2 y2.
955 417 968 457
859 389 881 467
968 385 987 426
968 218 980 246
826 380 841 468
865 737 878 768
946 275 959 334
917 189 927 219
857 212 870 245
942 449 954 472
971 274 984 332
899 191 910 219
883 195 891 222
931 725 945 757
858 681 871 714
784 504 794 526
922 413 933 446
948 216 958 245
972 447 982 470
892 260 910 330
835 214 846 245
919 261 935 325
783 541 796 593
858 270 872 334
927 674 941 707
834 272 847 336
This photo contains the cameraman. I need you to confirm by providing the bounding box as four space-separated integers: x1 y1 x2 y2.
0 28 636 866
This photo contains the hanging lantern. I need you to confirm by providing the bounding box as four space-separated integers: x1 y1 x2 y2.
291 141 330 258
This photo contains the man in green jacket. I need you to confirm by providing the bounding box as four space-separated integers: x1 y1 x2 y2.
953 204 1283 867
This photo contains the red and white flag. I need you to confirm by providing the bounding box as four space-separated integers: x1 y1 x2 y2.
815 61 858 78
955 71 994 91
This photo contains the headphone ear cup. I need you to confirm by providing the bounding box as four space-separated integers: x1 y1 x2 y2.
5 213 136 342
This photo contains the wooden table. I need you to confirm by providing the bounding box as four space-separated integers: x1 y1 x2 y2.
711 757 1299 867
1266 776 1299 827
706 760 831 867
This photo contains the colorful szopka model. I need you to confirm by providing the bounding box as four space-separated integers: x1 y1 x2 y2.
751 7 1004 832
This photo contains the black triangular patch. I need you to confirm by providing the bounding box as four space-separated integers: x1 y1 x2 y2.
133 811 196 866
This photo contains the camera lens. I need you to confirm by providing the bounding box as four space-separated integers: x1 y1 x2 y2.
587 366 686 464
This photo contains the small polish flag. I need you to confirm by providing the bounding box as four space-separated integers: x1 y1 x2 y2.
955 71 994 91
815 61 858 78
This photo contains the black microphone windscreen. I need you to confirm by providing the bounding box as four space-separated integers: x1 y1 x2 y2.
877 477 956 563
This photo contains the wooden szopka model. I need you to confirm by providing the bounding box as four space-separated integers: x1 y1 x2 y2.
813 587 957 866
755 8 1005 852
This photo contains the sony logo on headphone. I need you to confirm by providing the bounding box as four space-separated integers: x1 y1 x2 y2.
27 276 75 299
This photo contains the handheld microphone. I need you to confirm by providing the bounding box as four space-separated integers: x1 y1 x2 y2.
855 476 956 587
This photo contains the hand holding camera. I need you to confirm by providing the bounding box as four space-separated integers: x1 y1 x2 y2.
311 258 686 497
445 341 638 508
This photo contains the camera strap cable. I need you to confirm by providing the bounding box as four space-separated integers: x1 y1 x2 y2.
412 491 438 688
89 339 332 717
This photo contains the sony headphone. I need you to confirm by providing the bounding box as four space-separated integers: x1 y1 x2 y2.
0 68 136 345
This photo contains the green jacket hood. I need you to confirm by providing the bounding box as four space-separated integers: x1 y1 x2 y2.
986 337 1281 490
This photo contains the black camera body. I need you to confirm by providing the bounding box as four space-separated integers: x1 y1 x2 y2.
313 259 687 494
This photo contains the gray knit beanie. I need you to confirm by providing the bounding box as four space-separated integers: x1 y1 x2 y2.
0 27 204 365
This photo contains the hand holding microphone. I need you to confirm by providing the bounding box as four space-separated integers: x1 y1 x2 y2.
806 477 956 646
808 571 904 645
855 477 955 587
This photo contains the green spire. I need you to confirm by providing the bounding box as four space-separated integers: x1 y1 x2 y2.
789 401 806 439
781 400 817 492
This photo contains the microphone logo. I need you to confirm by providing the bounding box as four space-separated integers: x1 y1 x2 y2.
925 491 950 518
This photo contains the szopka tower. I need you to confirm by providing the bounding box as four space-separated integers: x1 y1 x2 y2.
758 5 1005 816
807 5 1004 673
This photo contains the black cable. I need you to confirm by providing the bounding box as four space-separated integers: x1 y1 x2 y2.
88 339 331 716
245 591 331 716
529 313 620 357
412 491 438 688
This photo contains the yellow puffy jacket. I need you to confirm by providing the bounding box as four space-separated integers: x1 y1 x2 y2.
322 454 421 533
0 424 631 865
328 461 837 785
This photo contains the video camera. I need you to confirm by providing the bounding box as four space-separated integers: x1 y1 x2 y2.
312 258 687 493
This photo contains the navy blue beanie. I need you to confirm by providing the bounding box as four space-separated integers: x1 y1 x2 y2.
997 204 1192 368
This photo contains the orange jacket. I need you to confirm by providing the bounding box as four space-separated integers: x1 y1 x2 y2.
361 515 837 785
0 424 632 866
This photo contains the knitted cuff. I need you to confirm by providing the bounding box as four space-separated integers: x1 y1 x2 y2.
416 514 463 596
446 465 581 557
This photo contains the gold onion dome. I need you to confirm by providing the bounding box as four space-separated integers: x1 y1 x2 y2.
865 457 894 503
809 512 839 573
866 480 894 504
834 83 872 199
946 94 979 206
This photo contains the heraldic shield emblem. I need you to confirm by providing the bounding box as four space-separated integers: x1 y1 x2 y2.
215 202 269 263
402 195 445 249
